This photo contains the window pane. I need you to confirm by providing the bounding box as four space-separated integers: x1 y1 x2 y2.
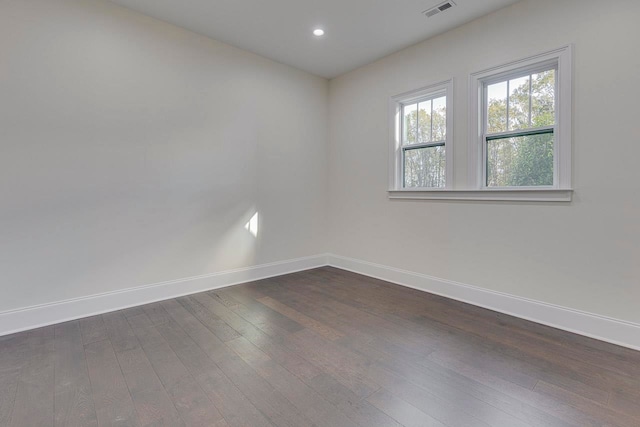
403 103 417 145
508 75 531 131
487 81 507 133
417 100 432 143
432 96 447 141
531 69 556 127
404 146 446 188
487 133 554 187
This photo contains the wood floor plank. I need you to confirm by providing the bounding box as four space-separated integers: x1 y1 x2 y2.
257 296 344 341
284 328 380 399
53 321 98 427
367 388 446 427
258 283 433 371
190 292 324 381
609 387 640 419
207 290 241 308
251 270 640 422
353 329 567 427
117 347 184 426
102 312 140 353
501 312 640 368
301 269 624 404
349 337 566 427
84 339 139 427
141 302 173 326
306 373 402 427
188 292 262 337
0 368 19 427
125 313 155 332
294 274 560 425
262 282 437 364
79 316 108 346
167 299 316 427
430 342 609 403
225 336 360 427
119 307 145 319
178 296 241 342
367 363 524 427
129 320 228 427
274 276 440 356
315 268 640 392
104 310 185 427
268 274 568 425
416 306 637 393
154 318 274 427
218 286 305 334
533 381 639 427
417 314 619 402
9 327 55 427
429 348 619 427
0 331 33 427
2 268 639 427
167 376 230 427
216 288 303 339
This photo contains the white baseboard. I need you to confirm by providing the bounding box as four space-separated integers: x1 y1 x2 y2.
327 254 640 352
3 252 639 352
0 254 329 337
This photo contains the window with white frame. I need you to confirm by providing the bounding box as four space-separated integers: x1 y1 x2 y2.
484 67 556 187
470 46 572 192
389 80 453 190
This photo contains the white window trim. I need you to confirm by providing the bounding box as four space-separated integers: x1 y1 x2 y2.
388 46 573 202
388 188 572 202
468 45 573 198
388 79 454 191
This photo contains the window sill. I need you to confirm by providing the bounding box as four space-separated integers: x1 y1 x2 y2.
388 188 573 202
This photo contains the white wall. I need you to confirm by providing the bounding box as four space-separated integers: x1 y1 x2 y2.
328 0 640 323
0 0 328 312
2 0 639 333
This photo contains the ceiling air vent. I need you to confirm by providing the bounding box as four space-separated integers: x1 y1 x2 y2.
423 0 456 18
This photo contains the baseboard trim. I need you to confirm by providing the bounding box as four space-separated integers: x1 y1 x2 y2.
0 254 329 337
327 254 640 351
4 252 638 352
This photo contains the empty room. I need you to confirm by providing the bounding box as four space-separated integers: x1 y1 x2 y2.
1 0 639 426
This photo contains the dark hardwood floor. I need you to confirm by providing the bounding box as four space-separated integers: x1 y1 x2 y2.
1 267 639 427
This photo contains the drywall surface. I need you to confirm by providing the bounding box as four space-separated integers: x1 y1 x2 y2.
327 0 640 323
0 0 328 312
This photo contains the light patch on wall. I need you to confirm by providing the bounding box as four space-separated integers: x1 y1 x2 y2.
245 212 259 237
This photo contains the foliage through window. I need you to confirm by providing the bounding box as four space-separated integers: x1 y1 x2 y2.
391 80 452 190
402 94 447 187
484 68 556 187
389 47 571 201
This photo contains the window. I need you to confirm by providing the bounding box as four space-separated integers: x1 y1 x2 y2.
469 46 572 193
484 68 556 187
389 80 453 191
389 46 572 201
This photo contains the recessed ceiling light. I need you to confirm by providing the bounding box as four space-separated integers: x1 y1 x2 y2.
313 28 325 37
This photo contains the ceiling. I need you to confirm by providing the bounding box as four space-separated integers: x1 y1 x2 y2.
107 0 522 79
